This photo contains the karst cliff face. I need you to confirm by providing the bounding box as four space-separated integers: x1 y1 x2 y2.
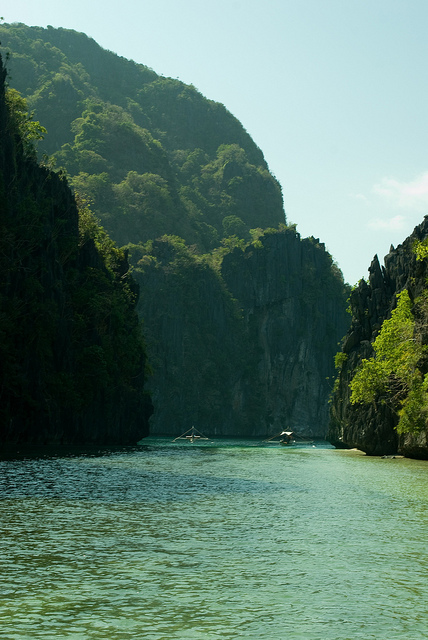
328 217 428 458
0 54 152 445
222 230 349 437
136 229 349 438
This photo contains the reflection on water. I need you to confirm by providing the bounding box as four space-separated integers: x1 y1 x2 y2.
1 438 428 639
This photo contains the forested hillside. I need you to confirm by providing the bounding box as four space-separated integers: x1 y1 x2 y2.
0 51 152 445
1 23 350 437
0 23 284 252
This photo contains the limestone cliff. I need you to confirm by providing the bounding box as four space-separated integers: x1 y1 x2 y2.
0 25 351 441
0 54 152 445
135 228 349 438
328 217 428 458
222 229 349 437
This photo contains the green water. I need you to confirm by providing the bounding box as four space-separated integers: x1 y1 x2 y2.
1 438 428 639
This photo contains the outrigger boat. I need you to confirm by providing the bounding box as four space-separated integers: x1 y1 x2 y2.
263 430 315 446
279 431 295 446
264 430 295 445
172 426 209 443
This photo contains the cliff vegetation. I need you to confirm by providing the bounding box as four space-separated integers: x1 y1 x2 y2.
0 23 284 252
329 218 428 458
0 52 152 445
1 24 350 438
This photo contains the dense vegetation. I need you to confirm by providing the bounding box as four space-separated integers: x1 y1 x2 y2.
1 24 350 437
0 23 284 253
0 52 152 444
349 289 428 435
329 223 428 458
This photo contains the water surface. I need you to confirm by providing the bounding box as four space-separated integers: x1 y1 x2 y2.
1 438 427 639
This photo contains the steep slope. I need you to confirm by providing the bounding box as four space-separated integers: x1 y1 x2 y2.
328 217 428 458
222 229 349 436
0 53 152 445
134 229 349 437
1 23 350 438
0 23 284 251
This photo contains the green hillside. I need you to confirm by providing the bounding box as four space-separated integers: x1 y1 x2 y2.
0 23 285 252
0 23 349 437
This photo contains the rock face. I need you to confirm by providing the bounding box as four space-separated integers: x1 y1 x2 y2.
328 217 428 458
0 54 152 445
137 228 349 438
222 230 349 437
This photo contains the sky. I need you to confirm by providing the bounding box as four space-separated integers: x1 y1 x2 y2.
3 0 428 284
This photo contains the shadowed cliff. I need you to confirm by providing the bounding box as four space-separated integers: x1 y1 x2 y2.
134 229 349 437
222 229 349 437
0 53 152 445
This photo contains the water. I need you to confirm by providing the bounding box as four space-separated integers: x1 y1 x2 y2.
1 438 428 640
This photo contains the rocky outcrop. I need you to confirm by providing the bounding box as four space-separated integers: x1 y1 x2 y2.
328 217 428 458
136 228 349 438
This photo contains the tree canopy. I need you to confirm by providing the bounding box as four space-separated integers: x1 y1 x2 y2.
0 23 285 253
350 290 428 433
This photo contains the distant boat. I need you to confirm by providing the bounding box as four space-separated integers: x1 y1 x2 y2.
279 431 295 445
264 430 295 445
263 430 314 446
172 426 209 443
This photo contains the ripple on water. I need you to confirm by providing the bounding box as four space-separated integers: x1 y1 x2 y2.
1 442 428 639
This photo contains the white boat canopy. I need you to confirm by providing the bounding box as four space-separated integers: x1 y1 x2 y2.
173 426 209 442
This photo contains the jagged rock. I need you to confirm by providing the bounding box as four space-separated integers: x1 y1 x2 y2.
328 216 428 458
399 430 428 459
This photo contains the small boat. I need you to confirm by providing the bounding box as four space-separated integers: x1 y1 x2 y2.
264 429 295 445
279 431 295 445
263 430 315 446
172 426 209 443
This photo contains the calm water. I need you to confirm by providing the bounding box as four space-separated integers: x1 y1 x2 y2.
1 438 428 640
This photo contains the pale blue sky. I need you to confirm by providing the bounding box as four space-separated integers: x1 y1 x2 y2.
4 0 428 284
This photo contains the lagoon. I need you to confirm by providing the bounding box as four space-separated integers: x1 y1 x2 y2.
1 438 427 639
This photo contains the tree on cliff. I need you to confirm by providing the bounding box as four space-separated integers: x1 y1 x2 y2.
349 289 428 433
329 225 428 458
5 87 46 157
